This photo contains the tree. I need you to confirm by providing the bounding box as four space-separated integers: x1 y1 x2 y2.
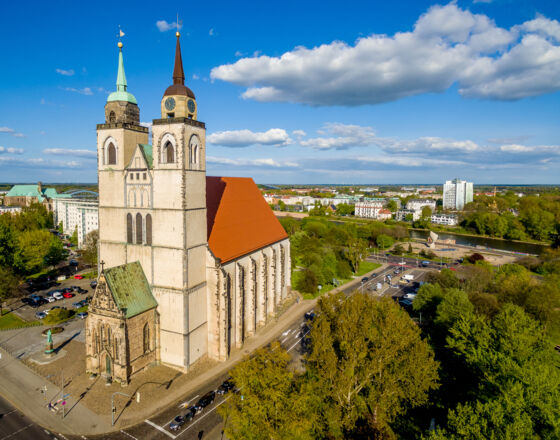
70 226 78 246
421 206 433 219
13 229 63 274
408 243 413 254
219 342 315 440
345 236 368 273
376 234 394 249
307 293 439 438
443 304 560 439
83 230 99 266
0 266 19 315
387 200 398 212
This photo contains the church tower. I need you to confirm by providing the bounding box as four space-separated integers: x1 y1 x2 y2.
150 31 208 368
96 41 149 272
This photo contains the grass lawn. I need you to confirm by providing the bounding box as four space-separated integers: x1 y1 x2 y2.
0 311 39 330
299 261 382 300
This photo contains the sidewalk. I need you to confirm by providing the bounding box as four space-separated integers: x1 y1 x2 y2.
0 263 385 436
0 345 111 435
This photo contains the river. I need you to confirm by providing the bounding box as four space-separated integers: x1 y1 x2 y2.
409 230 548 256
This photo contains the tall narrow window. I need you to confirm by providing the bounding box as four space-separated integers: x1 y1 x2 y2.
109 111 116 123
136 213 143 244
107 143 116 165
193 145 198 164
146 214 152 245
126 213 133 243
143 323 150 353
164 141 175 163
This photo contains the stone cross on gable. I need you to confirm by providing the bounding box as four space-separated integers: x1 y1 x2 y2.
100 260 106 273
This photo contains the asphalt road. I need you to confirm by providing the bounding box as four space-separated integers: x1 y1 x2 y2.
0 394 56 440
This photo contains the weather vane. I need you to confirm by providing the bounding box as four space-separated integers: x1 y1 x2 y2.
117 25 125 48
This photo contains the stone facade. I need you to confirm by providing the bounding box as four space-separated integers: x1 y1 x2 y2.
85 273 158 384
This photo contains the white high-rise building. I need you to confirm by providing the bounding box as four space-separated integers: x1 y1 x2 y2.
443 179 473 210
53 198 98 248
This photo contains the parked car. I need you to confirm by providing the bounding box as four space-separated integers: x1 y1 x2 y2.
361 277 369 283
90 280 98 289
71 285 80 291
77 312 88 319
169 415 185 431
61 287 73 294
304 311 316 321
63 292 75 299
194 391 215 413
217 380 235 396
74 275 84 280
69 259 78 266
35 311 47 319
46 296 56 303
53 292 63 301
21 297 33 305
77 288 88 294
72 301 84 308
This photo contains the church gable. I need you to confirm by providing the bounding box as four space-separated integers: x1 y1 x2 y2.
90 274 121 315
126 144 152 170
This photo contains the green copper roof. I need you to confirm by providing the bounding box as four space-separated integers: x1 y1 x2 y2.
138 144 153 169
6 184 70 199
104 261 157 319
107 47 137 105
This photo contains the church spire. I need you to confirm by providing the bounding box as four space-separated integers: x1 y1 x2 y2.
107 41 137 105
116 41 127 92
172 31 185 85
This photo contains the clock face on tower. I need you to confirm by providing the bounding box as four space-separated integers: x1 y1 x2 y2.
187 99 196 113
165 97 176 111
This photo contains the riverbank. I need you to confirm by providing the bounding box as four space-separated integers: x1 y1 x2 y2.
408 227 550 247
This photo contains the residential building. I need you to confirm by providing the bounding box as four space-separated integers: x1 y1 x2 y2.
87 37 291 385
431 213 458 226
443 178 473 210
395 209 420 222
377 209 392 220
53 198 99 248
355 201 384 219
406 199 436 213
0 206 22 215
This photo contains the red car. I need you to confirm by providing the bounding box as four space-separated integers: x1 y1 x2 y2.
74 275 84 280
63 292 75 298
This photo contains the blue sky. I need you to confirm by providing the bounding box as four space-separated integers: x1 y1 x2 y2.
0 0 559 184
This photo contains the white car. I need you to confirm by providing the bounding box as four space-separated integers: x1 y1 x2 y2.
46 296 56 303
53 292 63 301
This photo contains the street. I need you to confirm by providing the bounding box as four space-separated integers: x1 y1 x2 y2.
0 394 55 440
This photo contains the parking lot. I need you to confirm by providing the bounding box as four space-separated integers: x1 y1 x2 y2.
14 276 95 322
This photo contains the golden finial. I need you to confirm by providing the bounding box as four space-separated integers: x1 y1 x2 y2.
176 31 180 38
176 12 180 38
118 41 123 49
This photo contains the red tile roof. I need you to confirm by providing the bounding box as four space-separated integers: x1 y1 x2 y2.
206 176 288 264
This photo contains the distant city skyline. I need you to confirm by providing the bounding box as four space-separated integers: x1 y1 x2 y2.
0 0 559 184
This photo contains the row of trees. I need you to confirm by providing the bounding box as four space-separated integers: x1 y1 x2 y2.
462 193 560 242
279 217 408 294
0 205 66 308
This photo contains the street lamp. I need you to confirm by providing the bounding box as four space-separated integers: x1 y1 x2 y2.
111 391 140 426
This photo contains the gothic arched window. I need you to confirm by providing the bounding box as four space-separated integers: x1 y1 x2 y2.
136 213 143 244
107 143 116 165
164 141 175 163
109 111 116 123
126 213 133 243
143 323 150 353
146 214 152 245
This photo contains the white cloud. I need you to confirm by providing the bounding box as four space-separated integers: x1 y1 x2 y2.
207 156 298 168
140 122 153 129
301 123 376 150
292 130 306 138
43 148 97 158
56 68 75 76
0 146 24 154
0 127 24 137
62 87 94 95
235 50 245 57
500 144 560 155
156 20 181 32
207 128 292 147
211 4 560 105
192 74 200 80
0 157 85 169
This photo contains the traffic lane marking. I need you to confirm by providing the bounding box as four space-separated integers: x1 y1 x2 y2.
163 395 200 427
0 424 33 440
144 419 176 439
175 396 230 438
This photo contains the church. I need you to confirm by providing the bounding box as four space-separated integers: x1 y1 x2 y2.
85 33 291 384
